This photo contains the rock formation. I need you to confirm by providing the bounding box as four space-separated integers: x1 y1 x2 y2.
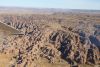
0 13 99 67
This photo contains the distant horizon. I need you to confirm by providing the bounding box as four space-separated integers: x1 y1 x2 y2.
0 6 100 11
0 0 100 10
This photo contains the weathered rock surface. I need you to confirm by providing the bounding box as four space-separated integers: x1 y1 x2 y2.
0 13 99 67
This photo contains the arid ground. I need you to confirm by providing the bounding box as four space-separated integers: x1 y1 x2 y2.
0 8 100 67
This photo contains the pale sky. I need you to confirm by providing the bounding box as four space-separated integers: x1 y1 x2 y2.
0 0 100 10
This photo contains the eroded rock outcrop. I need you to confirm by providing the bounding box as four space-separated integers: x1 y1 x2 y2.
0 14 99 67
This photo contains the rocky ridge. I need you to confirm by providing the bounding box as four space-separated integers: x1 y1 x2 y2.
0 13 99 67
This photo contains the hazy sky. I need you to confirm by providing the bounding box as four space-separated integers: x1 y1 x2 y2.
0 0 100 10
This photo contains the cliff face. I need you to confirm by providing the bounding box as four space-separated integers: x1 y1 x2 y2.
0 13 99 67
